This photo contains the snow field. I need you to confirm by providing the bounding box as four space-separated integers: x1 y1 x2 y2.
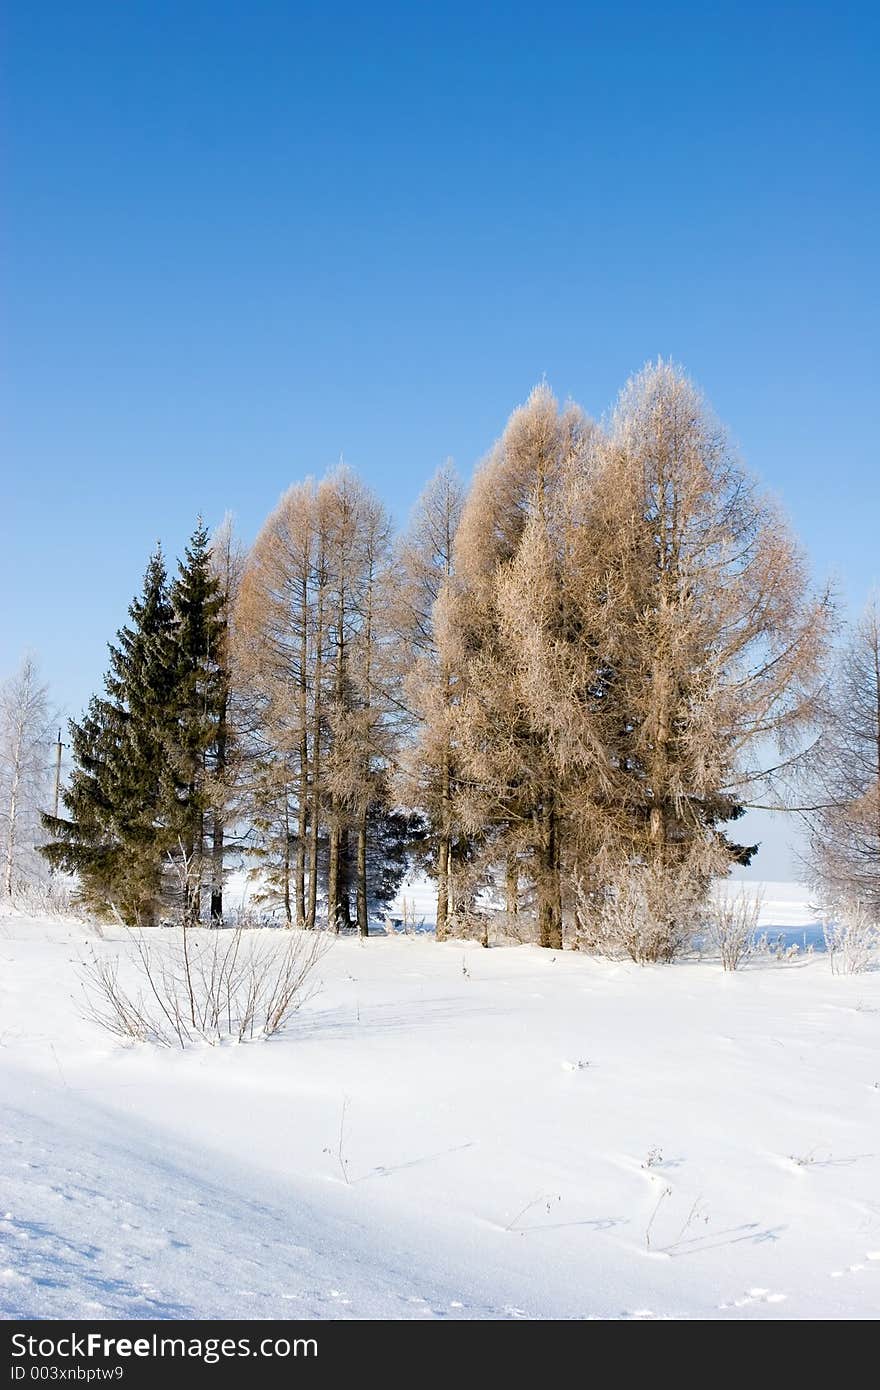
1 904 879 1320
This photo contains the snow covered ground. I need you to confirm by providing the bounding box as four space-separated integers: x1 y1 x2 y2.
2 895 879 1321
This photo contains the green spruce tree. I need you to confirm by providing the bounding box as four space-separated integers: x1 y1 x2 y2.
167 520 227 924
41 550 178 923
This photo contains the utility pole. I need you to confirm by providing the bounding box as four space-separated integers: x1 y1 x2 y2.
52 728 67 820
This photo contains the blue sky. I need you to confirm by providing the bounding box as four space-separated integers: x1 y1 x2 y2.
3 2 878 877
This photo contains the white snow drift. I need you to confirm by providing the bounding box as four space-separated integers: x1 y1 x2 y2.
1 902 879 1321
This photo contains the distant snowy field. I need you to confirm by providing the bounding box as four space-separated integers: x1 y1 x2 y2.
227 873 823 937
2 889 879 1322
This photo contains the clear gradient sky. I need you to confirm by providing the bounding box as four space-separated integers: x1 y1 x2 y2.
3 2 878 877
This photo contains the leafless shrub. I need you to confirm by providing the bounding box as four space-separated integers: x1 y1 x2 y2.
492 913 532 945
709 887 762 971
753 931 801 962
80 923 327 1047
574 866 705 964
395 896 424 936
6 876 82 922
223 903 282 931
822 899 880 975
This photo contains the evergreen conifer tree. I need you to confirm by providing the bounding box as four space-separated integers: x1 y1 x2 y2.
41 550 177 923
167 520 227 925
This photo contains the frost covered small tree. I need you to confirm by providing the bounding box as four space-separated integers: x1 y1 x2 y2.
395 462 464 940
805 599 880 919
0 655 52 896
708 888 763 971
822 899 880 974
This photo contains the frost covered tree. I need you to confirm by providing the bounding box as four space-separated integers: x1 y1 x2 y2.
395 462 464 940
237 467 404 931
604 365 827 843
438 386 595 947
0 655 52 896
235 479 323 925
563 363 830 957
804 598 880 916
313 467 402 933
446 365 829 955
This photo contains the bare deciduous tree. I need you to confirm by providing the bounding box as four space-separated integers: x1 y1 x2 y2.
708 887 763 971
821 898 880 975
804 599 880 917
235 480 323 925
439 385 595 948
0 655 53 897
443 364 829 955
395 462 464 940
235 467 401 934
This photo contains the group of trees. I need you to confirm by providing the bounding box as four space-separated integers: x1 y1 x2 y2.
234 470 416 933
41 523 232 926
414 366 830 954
34 359 877 958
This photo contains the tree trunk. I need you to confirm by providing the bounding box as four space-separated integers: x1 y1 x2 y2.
329 571 349 933
338 825 352 930
295 577 310 929
448 841 464 932
436 750 451 941
184 838 200 928
294 733 306 929
327 817 340 932
873 634 880 856
306 569 324 931
282 796 293 926
436 834 449 942
537 802 562 949
294 806 306 928
209 697 227 923
355 561 374 941
356 811 368 936
4 758 19 896
210 812 223 923
328 816 353 932
505 854 519 918
306 781 319 930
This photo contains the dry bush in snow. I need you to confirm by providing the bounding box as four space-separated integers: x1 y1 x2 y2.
574 866 705 964
822 900 880 975
708 888 763 971
4 876 81 921
394 895 425 936
81 923 327 1047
